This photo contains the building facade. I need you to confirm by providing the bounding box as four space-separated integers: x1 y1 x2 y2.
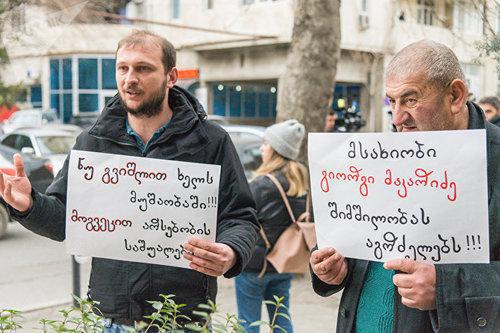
2 0 498 131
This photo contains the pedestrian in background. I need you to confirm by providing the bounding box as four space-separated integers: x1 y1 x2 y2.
478 96 500 126
235 119 308 333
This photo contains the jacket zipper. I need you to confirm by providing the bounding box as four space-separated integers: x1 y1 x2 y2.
88 133 144 156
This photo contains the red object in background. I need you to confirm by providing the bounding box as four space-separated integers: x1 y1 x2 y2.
0 105 18 122
177 69 199 80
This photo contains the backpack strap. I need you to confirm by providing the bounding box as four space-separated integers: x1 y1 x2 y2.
258 227 271 278
265 173 297 223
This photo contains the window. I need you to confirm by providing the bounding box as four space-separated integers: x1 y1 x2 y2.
49 56 117 123
102 59 117 89
454 0 482 34
229 86 242 117
203 0 214 10
461 63 481 99
416 0 434 26
211 82 277 119
50 59 60 90
50 58 72 122
30 85 42 108
79 59 98 89
63 59 72 89
15 135 33 151
171 0 180 19
36 136 75 155
79 94 99 112
361 0 368 12
1 135 17 149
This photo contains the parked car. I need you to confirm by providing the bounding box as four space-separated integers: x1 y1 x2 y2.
69 112 100 130
222 125 264 179
1 128 78 176
207 114 228 125
0 144 54 239
0 109 81 135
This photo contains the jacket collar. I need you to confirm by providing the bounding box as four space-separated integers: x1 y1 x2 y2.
88 85 207 147
466 101 486 130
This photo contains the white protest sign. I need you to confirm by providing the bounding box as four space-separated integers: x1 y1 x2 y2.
66 150 221 268
309 130 489 264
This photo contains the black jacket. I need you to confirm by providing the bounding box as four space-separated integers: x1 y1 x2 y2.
490 115 500 127
244 171 306 273
312 102 499 332
11 86 259 321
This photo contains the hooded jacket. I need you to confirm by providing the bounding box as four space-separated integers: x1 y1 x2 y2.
10 86 259 321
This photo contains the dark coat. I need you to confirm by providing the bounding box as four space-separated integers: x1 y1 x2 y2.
10 86 259 321
490 115 500 127
312 102 500 332
244 171 306 273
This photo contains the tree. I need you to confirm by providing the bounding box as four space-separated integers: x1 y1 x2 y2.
472 0 499 66
0 0 25 108
276 0 341 162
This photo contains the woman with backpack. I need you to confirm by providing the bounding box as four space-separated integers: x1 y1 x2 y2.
235 119 309 333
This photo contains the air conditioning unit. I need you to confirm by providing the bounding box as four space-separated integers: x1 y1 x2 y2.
358 13 370 30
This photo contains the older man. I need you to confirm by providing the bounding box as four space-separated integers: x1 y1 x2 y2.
310 40 499 332
0 30 259 331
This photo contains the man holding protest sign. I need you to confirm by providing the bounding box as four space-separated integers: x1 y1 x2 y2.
0 30 259 330
310 40 499 332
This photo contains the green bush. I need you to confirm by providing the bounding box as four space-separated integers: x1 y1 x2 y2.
0 294 289 333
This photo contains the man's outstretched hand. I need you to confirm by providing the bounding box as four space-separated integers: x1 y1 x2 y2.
0 153 33 213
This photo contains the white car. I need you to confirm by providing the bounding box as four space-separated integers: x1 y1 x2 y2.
1 128 78 176
0 109 81 135
222 125 265 179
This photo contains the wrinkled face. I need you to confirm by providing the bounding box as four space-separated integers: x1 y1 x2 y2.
386 74 454 132
479 103 498 122
260 142 274 164
116 43 175 117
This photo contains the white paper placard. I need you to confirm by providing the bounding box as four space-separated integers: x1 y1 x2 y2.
65 150 221 268
308 130 489 264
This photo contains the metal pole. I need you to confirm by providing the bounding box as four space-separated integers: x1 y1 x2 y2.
72 255 80 307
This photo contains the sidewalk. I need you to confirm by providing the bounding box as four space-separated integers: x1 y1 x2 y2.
18 273 340 332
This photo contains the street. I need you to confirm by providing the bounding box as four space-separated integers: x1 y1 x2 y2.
1 222 339 332
0 222 91 311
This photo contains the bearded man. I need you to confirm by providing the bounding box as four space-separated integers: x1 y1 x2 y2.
0 30 258 332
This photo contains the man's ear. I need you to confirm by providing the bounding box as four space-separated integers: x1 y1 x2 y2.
449 79 468 115
167 67 178 88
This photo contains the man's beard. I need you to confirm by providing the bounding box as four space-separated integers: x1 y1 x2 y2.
120 80 168 118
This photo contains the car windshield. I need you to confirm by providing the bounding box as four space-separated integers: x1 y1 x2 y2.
35 136 75 155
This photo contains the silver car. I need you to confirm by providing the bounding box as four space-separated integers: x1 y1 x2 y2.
222 125 264 179
1 128 78 176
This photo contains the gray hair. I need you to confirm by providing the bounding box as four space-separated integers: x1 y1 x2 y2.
386 40 466 89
